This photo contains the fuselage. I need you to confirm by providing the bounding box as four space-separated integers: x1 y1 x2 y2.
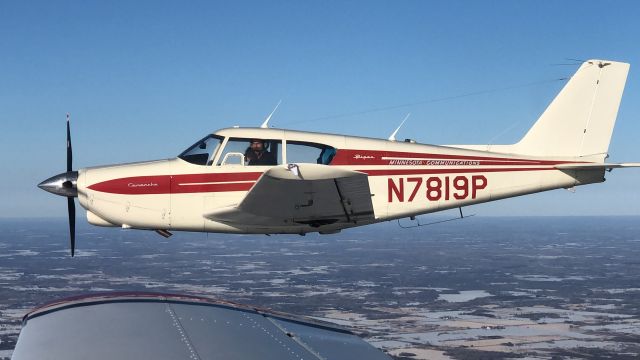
75 127 603 235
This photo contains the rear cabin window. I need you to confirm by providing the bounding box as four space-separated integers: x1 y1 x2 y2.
217 138 282 166
286 141 336 165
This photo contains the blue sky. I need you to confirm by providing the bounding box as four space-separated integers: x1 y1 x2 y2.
1 0 639 217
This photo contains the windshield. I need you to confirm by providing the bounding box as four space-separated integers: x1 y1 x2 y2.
178 135 223 165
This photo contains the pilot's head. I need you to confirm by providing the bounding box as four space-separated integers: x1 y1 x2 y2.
249 139 265 152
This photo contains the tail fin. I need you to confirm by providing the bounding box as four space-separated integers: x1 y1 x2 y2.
513 59 629 161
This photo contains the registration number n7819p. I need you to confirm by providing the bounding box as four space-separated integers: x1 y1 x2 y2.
387 175 488 202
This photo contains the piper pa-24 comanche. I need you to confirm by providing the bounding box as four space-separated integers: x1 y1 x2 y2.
39 59 639 256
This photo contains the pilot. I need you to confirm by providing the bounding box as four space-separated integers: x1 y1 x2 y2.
245 139 277 166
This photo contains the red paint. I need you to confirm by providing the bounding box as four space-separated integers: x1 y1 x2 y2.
171 182 254 194
363 167 555 177
472 175 488 199
171 172 261 194
87 176 171 195
88 172 262 195
331 149 581 166
426 177 442 201
388 174 490 203
453 176 469 200
388 178 403 202
407 177 422 202
88 164 561 196
173 172 262 184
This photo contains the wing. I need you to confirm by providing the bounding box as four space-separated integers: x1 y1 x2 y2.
12 292 391 360
204 164 375 228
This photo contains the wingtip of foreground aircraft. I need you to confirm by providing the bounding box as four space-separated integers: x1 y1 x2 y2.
38 59 638 257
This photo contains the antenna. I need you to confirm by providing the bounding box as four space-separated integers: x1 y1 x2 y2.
388 113 410 141
260 100 282 128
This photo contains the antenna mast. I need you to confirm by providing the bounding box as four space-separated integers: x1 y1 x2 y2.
260 100 282 128
388 113 411 141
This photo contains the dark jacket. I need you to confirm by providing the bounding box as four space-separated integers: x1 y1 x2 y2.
245 149 277 166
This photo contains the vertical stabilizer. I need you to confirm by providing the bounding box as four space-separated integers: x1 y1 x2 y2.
513 60 629 160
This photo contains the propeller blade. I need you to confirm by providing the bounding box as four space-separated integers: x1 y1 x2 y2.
68 197 76 257
67 113 75 257
66 113 72 172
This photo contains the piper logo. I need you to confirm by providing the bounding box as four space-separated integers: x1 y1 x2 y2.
353 154 375 160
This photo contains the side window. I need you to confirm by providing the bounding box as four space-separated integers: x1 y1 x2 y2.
218 138 282 166
286 141 336 165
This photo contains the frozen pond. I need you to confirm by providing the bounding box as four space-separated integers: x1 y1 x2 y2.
437 290 493 303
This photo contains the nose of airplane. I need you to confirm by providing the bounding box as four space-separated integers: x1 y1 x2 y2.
38 171 79 197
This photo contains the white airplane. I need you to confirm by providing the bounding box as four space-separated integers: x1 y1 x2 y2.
39 59 639 256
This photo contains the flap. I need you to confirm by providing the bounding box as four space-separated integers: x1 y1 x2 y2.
204 164 374 227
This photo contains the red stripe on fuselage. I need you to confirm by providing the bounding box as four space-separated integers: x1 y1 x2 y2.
87 175 171 195
330 149 580 166
172 172 262 184
172 182 255 194
362 167 556 176
86 166 564 195
86 149 589 195
87 172 262 195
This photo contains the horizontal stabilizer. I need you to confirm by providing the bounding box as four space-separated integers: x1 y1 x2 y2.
555 162 640 170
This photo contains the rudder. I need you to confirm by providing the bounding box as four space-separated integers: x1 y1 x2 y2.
513 59 630 161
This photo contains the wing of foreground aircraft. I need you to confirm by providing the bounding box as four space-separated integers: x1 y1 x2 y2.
11 292 391 360
205 164 375 229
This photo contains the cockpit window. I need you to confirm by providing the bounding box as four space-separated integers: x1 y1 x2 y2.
217 138 282 166
178 135 223 165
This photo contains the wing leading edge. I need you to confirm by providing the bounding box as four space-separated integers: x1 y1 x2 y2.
204 164 375 228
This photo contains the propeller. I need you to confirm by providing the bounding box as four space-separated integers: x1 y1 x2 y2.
38 114 78 257
66 115 76 256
